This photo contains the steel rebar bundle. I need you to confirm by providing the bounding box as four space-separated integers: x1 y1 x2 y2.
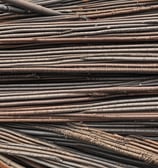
0 0 158 167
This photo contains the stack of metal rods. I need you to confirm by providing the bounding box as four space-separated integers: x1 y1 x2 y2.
1 77 158 122
1 124 158 168
0 0 158 167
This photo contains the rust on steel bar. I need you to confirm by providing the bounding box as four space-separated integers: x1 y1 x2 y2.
0 36 158 44
0 67 157 74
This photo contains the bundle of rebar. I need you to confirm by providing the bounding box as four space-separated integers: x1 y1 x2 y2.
0 0 158 167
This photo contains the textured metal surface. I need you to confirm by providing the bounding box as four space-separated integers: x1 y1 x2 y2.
0 0 158 167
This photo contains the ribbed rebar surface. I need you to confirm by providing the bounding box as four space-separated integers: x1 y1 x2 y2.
0 0 158 167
